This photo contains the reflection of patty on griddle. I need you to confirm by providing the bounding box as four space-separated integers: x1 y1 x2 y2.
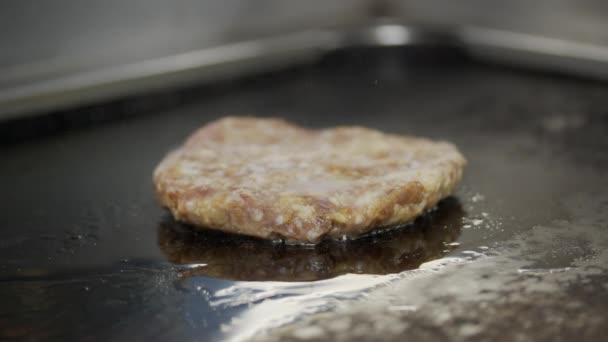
158 197 463 282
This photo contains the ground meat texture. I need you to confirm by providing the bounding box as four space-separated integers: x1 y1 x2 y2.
153 117 466 244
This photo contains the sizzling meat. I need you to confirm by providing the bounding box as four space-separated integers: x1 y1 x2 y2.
153 117 465 243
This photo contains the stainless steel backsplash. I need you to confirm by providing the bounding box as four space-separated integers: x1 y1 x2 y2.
0 0 369 84
394 0 608 45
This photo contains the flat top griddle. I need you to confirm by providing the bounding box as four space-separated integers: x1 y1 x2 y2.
1 47 607 341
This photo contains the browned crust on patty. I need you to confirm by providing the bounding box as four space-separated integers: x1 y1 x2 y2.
153 117 466 243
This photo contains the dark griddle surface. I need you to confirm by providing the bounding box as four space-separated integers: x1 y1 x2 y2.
1 47 607 341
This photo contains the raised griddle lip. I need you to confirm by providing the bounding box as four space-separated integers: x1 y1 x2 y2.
2 22 608 122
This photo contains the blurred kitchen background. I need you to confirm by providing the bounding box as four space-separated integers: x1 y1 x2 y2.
2 0 608 120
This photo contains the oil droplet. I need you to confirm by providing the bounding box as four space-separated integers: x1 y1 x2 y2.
471 193 485 203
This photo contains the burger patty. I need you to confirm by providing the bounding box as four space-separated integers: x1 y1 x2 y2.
153 117 466 243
